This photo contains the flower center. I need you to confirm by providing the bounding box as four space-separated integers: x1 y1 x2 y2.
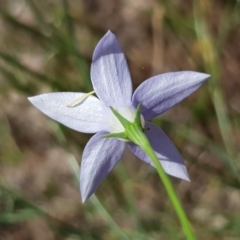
106 106 145 134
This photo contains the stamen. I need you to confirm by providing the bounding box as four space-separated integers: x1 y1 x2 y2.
67 91 95 107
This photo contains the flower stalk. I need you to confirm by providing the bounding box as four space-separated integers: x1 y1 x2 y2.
127 124 195 240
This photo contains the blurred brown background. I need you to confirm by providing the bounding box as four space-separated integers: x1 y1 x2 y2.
0 0 240 239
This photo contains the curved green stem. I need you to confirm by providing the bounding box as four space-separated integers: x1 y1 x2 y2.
127 124 195 240
108 105 195 239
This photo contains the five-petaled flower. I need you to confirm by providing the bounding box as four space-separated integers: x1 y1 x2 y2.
28 31 210 202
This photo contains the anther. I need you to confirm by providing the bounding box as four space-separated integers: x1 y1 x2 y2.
67 91 95 107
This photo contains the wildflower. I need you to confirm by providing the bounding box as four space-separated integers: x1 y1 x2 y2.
28 31 209 202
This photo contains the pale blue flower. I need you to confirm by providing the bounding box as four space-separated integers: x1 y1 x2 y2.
28 31 210 202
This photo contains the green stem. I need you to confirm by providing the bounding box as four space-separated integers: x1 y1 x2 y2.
127 124 195 240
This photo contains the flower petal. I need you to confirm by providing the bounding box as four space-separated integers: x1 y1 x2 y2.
128 122 189 181
91 30 132 107
132 71 210 119
80 131 125 202
28 92 108 134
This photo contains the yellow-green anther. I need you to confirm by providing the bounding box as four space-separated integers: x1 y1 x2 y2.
67 91 95 107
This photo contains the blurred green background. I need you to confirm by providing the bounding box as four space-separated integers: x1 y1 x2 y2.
0 0 240 239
